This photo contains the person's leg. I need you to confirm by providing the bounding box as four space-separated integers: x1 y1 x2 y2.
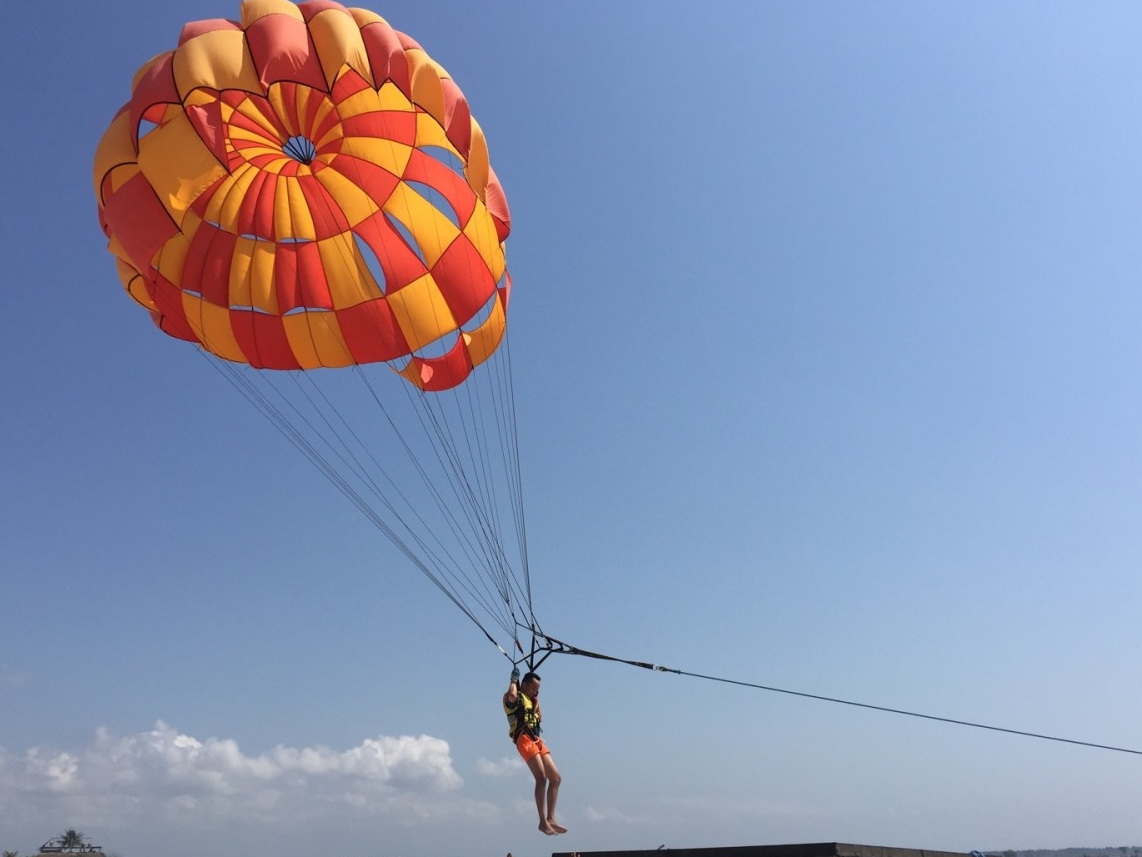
540 754 566 833
526 753 557 834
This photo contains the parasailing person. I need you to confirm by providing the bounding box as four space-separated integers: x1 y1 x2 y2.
504 666 566 835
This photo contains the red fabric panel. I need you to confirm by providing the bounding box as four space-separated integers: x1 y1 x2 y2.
338 299 410 362
304 89 335 143
184 223 237 306
485 168 511 242
246 13 327 90
297 170 350 239
395 32 422 52
498 272 512 312
412 337 473 392
236 170 277 239
297 1 349 23
339 110 417 147
331 69 371 104
353 213 427 292
148 274 197 342
440 78 472 158
225 92 290 141
273 241 332 311
328 154 399 209
230 309 300 369
189 174 227 219
178 18 241 45
129 54 178 148
431 236 494 326
403 148 476 225
101 172 180 274
360 22 408 93
186 100 228 166
275 82 303 136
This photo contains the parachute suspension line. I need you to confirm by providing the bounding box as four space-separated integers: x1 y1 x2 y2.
200 353 509 650
496 339 543 669
351 366 522 638
349 363 527 644
401 359 535 638
286 370 514 630
347 370 509 626
499 329 533 616
535 635 1142 758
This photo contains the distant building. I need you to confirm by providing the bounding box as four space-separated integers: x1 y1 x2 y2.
555 841 974 857
36 835 104 856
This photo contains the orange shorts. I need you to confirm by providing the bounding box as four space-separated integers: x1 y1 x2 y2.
515 733 550 762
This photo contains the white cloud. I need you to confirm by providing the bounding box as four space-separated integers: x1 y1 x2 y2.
0 722 486 829
584 805 639 823
474 755 525 777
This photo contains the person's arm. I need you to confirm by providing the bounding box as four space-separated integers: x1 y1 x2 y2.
506 666 520 704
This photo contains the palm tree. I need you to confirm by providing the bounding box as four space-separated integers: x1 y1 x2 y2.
4 849 20 857
58 831 85 850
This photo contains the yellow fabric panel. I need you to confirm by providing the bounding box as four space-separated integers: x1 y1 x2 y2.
316 234 376 309
183 295 247 363
198 178 231 229
137 110 227 222
184 88 215 109
414 112 455 153
225 119 275 150
406 49 446 127
173 29 261 98
283 311 355 368
273 175 317 241
428 57 451 84
383 182 460 268
229 91 286 142
314 166 378 227
308 8 374 89
247 239 279 313
93 112 136 199
217 163 262 231
308 92 338 142
387 274 457 352
397 359 429 390
348 8 387 28
462 294 506 368
240 0 303 26
154 231 193 291
226 235 280 313
329 84 383 121
377 80 414 112
270 81 317 140
104 164 139 198
462 199 506 281
465 118 490 198
336 136 412 178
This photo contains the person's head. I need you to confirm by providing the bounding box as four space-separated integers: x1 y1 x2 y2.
520 671 541 696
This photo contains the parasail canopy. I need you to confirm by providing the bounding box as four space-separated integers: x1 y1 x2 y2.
94 0 543 663
94 0 512 392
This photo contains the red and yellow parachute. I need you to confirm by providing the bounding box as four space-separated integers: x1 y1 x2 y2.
94 0 512 391
93 1 537 658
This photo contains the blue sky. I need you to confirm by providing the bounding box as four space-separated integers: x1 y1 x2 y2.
3 2 1142 856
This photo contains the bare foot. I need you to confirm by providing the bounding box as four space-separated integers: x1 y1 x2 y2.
539 820 558 835
547 819 568 834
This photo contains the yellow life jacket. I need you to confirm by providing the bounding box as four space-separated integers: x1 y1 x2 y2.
503 690 541 741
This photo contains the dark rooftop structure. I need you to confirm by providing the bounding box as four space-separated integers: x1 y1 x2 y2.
555 842 973 857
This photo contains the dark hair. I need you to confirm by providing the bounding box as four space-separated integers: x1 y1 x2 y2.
521 671 541 685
